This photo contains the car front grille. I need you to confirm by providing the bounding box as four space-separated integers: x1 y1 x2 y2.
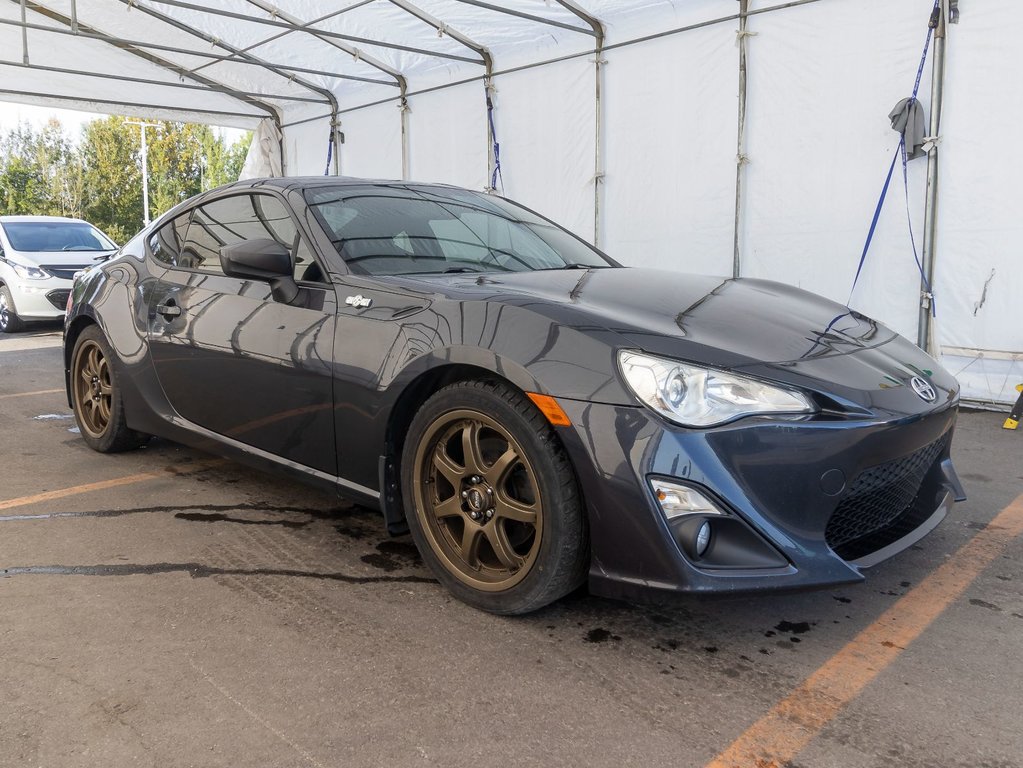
825 434 949 560
46 289 71 310
41 265 88 280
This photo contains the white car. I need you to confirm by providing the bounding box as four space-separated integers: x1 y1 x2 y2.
0 216 118 333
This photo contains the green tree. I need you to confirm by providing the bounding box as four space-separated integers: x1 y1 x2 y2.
0 119 80 217
80 117 144 245
1 116 252 244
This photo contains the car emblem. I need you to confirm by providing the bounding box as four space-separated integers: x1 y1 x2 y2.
910 376 937 402
466 488 486 512
345 294 372 309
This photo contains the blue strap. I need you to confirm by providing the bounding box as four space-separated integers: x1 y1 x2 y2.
486 86 503 192
848 0 939 310
323 129 333 176
899 135 936 316
848 146 900 306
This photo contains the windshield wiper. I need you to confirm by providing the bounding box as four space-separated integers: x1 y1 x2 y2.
538 263 606 271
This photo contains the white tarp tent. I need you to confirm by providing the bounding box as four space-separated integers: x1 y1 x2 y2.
1 0 1019 404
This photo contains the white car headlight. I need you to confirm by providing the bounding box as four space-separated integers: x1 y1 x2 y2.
618 350 815 427
8 260 50 280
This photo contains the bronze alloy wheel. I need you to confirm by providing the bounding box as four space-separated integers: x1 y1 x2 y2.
412 408 544 592
73 338 114 439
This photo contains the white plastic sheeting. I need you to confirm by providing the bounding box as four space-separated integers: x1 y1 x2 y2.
1 0 1020 403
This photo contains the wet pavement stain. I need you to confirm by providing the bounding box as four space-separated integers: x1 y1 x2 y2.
774 620 814 635
360 540 422 572
969 599 1002 612
0 562 435 585
0 502 333 523
584 627 621 643
174 512 309 529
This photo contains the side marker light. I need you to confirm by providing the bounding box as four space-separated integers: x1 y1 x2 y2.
526 392 572 427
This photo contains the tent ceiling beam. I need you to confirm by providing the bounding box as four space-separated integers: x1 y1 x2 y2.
0 15 395 87
240 0 407 95
187 1 376 78
9 1 281 122
550 0 604 47
115 0 339 172
450 0 594 37
0 87 264 120
385 0 492 73
112 0 337 112
0 59 325 104
136 0 484 65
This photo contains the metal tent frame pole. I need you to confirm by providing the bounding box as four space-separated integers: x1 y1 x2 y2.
0 16 396 85
9 2 280 127
552 1 605 247
918 0 948 352
385 0 493 184
187 3 376 78
0 87 266 122
733 0 751 278
115 0 340 175
241 0 410 178
141 0 483 65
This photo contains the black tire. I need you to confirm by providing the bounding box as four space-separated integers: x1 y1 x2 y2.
401 379 588 614
0 285 26 333
70 325 150 452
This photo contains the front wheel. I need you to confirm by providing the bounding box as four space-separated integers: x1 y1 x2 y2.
401 380 588 614
0 285 26 333
71 326 149 452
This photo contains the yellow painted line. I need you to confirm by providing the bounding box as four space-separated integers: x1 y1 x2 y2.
0 459 226 513
0 388 64 400
706 493 1023 768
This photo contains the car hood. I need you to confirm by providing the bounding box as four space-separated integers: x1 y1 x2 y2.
4 250 116 268
409 267 891 365
400 267 958 413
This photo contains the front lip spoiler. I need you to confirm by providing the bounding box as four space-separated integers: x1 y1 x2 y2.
850 489 953 569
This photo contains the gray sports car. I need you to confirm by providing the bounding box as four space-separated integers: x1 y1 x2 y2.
64 178 965 614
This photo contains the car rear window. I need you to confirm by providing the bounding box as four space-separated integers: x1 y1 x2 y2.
2 221 116 252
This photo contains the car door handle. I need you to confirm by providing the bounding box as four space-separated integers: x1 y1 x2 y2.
156 300 181 319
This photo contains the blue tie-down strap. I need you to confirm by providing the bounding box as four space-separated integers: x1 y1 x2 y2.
848 0 939 316
486 91 503 192
323 130 333 176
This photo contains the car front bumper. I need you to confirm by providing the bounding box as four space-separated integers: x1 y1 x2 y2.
556 397 964 602
8 276 72 320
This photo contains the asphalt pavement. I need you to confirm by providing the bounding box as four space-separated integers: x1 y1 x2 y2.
1 326 1021 768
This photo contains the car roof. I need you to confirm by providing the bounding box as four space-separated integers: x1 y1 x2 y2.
217 176 461 193
0 215 89 224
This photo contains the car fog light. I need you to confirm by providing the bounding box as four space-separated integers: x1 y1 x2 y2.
695 521 712 557
650 479 725 520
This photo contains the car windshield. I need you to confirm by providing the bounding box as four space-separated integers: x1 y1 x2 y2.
304 185 614 276
2 221 116 252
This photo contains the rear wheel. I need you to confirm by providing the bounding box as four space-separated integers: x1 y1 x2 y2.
402 380 587 614
71 326 149 452
0 285 26 333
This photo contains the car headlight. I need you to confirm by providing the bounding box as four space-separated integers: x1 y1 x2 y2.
8 260 50 280
618 350 815 427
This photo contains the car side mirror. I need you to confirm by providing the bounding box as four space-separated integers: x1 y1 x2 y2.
220 238 300 304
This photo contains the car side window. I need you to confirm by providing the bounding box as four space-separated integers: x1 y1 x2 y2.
148 213 192 266
178 193 323 282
